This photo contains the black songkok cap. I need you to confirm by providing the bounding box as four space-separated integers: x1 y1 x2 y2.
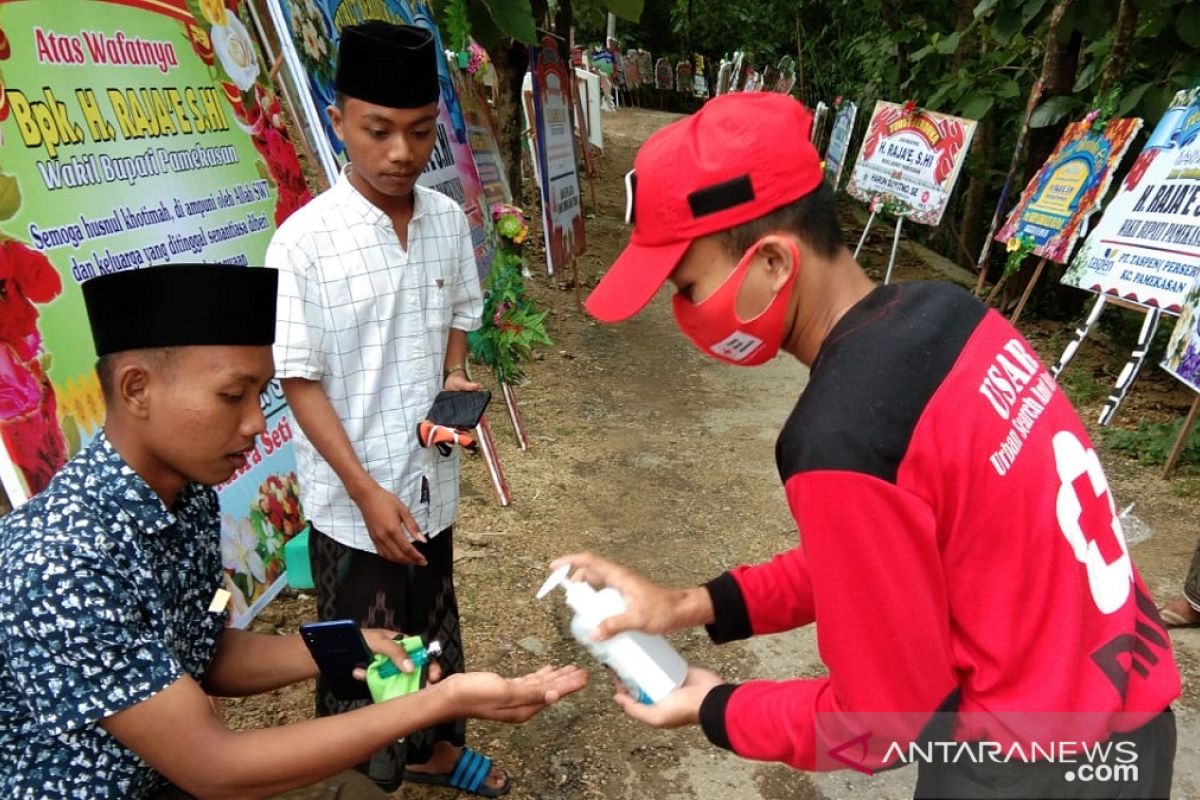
335 21 439 109
82 265 278 356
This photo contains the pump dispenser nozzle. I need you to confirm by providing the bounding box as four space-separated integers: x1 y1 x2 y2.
536 564 573 599
536 564 688 704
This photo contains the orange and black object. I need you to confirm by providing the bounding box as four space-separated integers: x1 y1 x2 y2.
415 390 491 456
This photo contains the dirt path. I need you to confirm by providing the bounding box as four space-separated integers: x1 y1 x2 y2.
229 108 1199 799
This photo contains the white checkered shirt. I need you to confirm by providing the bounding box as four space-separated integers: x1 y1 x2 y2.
268 168 483 552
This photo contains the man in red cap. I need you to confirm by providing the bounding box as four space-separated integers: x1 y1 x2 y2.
555 92 1180 798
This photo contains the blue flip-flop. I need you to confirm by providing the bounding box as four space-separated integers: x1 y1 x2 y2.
403 747 510 797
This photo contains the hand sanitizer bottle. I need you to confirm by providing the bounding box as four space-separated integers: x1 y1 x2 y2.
537 564 688 704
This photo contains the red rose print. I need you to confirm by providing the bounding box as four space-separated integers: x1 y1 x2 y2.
1123 149 1159 192
0 358 67 495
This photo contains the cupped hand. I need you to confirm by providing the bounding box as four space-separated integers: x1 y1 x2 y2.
440 665 589 723
612 667 724 729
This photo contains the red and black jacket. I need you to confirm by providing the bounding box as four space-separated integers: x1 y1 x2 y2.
698 282 1180 771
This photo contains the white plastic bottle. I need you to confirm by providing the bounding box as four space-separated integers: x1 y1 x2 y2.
536 564 688 704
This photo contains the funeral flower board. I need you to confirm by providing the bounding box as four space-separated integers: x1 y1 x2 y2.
0 0 310 625
846 101 977 226
996 118 1143 265
1062 85 1200 312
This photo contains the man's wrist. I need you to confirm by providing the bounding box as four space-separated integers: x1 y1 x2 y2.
424 676 458 718
673 587 716 631
346 473 378 503
687 685 710 726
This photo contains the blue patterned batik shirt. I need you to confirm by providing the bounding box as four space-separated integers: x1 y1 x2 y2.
0 432 228 798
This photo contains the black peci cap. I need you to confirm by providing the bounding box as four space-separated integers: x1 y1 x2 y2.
82 265 277 356
335 21 439 109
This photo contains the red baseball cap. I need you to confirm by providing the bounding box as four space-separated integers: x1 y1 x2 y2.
585 92 824 323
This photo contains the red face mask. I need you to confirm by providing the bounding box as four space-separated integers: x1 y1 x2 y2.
671 239 799 366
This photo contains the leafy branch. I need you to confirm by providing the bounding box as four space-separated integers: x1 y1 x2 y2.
468 206 552 384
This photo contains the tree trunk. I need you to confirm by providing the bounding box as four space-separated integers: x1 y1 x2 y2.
491 40 531 201
1098 0 1137 97
954 0 986 262
950 0 975 73
795 15 806 101
1024 0 1081 180
1008 0 1080 312
960 116 992 266
487 0 552 204
557 0 573 45
885 0 910 86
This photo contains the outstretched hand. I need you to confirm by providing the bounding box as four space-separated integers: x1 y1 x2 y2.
612 667 724 729
440 665 589 723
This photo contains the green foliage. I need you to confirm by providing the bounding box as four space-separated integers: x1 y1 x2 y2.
432 0 644 50
1030 95 1082 128
1002 233 1037 279
602 0 644 22
441 0 472 50
654 0 1200 132
469 210 552 384
477 0 537 43
1100 419 1200 469
573 0 646 32
429 0 536 47
1057 367 1109 406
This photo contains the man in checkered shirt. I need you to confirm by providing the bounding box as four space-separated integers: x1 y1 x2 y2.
268 21 507 797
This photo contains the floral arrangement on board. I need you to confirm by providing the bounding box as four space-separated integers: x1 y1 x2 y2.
868 193 912 219
277 0 333 88
189 0 313 225
0 231 67 496
0 21 68 496
468 205 552 384
1003 232 1037 280
466 40 490 78
1084 85 1120 132
221 471 305 610
1165 283 1200 387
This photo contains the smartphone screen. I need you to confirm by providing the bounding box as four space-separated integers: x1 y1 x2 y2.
299 619 373 701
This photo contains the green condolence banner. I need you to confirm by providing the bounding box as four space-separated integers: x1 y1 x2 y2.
0 0 313 624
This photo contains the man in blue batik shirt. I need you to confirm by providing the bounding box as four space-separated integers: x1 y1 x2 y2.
0 265 585 799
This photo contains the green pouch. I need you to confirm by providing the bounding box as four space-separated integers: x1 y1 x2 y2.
367 635 428 703
284 525 313 590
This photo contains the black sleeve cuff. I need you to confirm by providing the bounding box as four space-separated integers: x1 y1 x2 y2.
703 572 753 644
699 683 739 752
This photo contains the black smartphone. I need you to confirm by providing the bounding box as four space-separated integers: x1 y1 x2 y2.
299 619 373 701
427 390 491 429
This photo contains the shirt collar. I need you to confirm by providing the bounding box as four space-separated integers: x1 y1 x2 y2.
88 431 204 536
338 164 429 228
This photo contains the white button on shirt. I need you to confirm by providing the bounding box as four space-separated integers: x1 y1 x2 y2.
268 168 484 553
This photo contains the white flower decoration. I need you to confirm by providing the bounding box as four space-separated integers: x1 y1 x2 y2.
301 21 321 61
211 13 261 92
221 514 267 584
